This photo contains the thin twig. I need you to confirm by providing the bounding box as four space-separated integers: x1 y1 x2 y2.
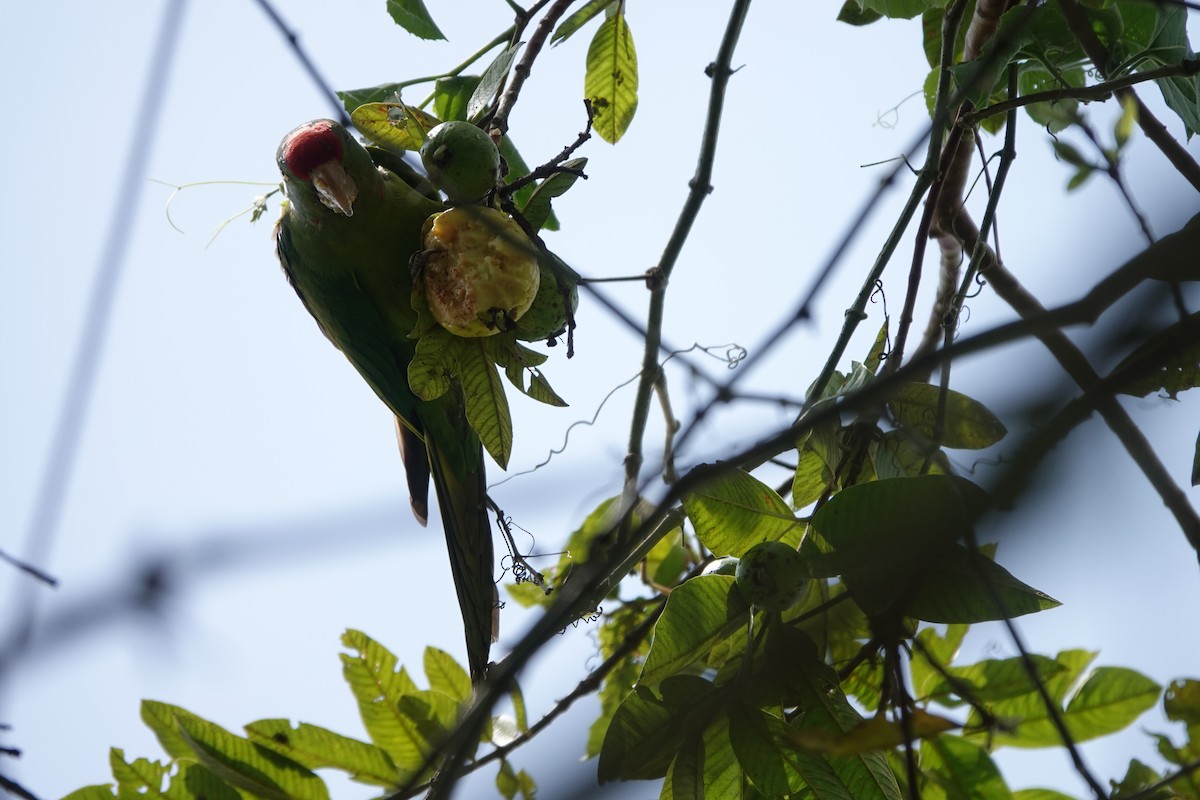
619 0 753 523
960 59 1200 124
252 0 349 126
490 0 577 136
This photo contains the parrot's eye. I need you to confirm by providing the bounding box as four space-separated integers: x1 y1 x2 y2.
283 122 344 180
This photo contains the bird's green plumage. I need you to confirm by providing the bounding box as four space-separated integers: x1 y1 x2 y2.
274 119 496 683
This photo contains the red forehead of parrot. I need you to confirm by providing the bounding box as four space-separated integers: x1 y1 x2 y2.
283 121 345 180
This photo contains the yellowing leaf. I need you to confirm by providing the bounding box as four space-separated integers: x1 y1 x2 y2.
786 710 959 756
351 102 441 152
584 11 639 143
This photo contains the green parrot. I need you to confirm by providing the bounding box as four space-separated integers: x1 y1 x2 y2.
274 119 497 684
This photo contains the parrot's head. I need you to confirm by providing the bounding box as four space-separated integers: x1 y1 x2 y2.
277 119 375 219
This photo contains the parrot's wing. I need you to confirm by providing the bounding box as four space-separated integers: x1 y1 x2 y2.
277 220 432 514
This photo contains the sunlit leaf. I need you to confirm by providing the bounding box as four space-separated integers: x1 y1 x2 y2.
351 102 441 152
339 630 430 773
424 646 472 705
640 575 749 685
386 0 445 40
925 654 1065 707
173 709 328 800
584 11 639 143
980 663 1160 748
920 736 1011 799
887 382 1007 449
245 720 402 789
683 468 802 557
458 339 513 467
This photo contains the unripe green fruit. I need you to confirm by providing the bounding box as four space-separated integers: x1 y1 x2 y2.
421 206 540 338
735 541 809 612
420 121 502 202
515 257 579 342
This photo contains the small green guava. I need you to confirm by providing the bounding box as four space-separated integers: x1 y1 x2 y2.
421 206 540 338
420 121 502 202
515 256 579 342
734 541 809 612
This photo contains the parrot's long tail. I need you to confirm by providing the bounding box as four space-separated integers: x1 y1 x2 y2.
426 435 497 686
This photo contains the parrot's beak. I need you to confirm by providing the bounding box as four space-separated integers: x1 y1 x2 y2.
310 160 358 217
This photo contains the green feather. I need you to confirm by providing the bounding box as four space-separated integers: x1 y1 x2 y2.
274 119 496 683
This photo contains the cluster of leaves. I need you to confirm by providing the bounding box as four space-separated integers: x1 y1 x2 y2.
353 0 639 144
63 632 537 800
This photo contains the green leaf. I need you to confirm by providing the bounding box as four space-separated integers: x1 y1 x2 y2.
521 158 588 233
921 736 1012 800
386 0 445 40
459 339 513 467
172 709 329 800
809 475 986 616
1013 791 1078 800
904 545 1061 623
599 676 717 782
661 732 706 800
1192 430 1199 487
793 439 834 509
338 84 407 117
887 382 1007 449
925 654 1066 707
552 0 614 45
527 371 568 407
682 468 802 557
434 75 482 123
1017 63 1083 133
469 44 522 121
244 720 402 789
339 630 430 775
773 629 902 800
856 0 943 20
584 11 639 143
864 319 889 374
499 136 556 230
1166 678 1200 727
640 575 750 685
495 759 537 800
1113 312 1200 399
838 0 884 25
424 646 472 705
870 430 949 479
60 788 117 800
110 749 170 796
910 624 969 699
982 663 1161 748
408 328 459 401
729 706 806 797
351 102 441 152
1132 3 1200 138
142 699 197 761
